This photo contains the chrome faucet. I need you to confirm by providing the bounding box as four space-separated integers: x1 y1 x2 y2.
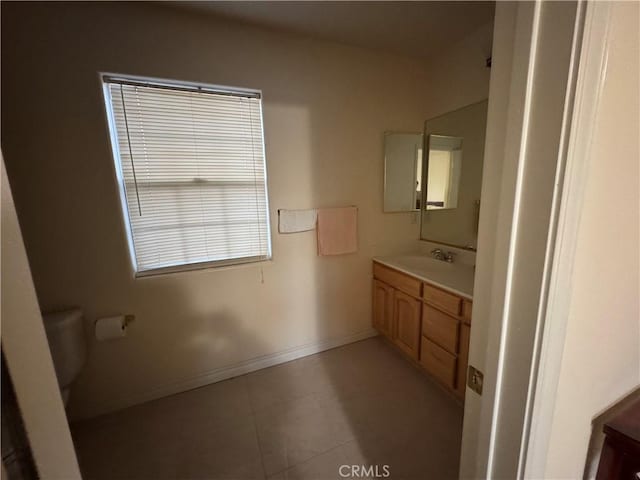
430 248 455 263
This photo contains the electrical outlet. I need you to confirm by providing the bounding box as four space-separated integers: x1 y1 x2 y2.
467 365 484 395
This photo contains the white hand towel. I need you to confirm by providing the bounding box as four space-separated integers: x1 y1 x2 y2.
278 209 318 233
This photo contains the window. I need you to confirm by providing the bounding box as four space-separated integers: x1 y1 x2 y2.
102 75 271 276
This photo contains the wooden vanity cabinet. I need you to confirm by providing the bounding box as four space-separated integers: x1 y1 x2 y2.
372 263 422 359
372 260 473 401
462 300 473 323
373 263 421 298
421 282 472 399
456 323 471 398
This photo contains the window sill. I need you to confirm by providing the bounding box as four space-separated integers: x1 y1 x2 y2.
133 255 273 279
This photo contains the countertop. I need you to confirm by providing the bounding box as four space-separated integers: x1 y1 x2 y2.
373 254 475 300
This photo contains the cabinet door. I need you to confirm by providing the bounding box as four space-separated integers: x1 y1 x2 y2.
372 280 394 338
393 290 421 360
456 323 471 398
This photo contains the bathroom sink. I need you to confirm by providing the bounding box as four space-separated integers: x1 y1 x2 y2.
389 255 454 273
373 253 475 298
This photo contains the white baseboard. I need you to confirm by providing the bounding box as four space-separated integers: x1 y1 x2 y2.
74 328 378 421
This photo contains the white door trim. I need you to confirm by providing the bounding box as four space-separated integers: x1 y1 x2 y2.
461 1 588 477
486 0 543 470
517 0 588 475
460 3 541 476
521 1 613 476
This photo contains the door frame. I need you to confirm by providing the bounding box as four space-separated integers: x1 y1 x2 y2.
522 1 615 476
460 1 614 478
1 156 82 478
0 1 613 478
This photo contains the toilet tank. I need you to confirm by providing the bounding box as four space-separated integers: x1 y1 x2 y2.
42 308 87 389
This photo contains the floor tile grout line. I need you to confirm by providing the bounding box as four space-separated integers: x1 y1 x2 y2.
266 436 356 479
72 337 463 480
241 373 269 480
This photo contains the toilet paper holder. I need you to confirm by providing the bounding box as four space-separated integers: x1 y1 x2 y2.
95 314 135 341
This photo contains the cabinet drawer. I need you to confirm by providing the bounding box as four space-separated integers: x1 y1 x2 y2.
462 300 473 324
422 305 459 353
373 263 421 298
423 284 462 316
420 337 457 389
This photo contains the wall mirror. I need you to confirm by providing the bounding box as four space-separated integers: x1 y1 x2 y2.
425 135 463 210
420 100 488 250
383 132 423 212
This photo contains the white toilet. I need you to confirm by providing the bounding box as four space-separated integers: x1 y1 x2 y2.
42 308 87 406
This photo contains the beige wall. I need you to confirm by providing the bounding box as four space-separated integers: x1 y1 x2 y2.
541 2 640 476
422 21 494 119
1 2 491 420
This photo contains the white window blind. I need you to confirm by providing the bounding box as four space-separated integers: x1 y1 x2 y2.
102 75 271 275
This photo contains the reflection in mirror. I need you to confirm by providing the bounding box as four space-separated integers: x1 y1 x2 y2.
383 133 423 212
421 100 488 250
426 135 463 210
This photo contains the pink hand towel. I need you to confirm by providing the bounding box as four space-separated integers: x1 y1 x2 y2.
317 206 358 256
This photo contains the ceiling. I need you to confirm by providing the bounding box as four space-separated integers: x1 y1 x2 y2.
169 1 495 60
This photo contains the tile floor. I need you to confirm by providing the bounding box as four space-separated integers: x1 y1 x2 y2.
71 337 463 480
